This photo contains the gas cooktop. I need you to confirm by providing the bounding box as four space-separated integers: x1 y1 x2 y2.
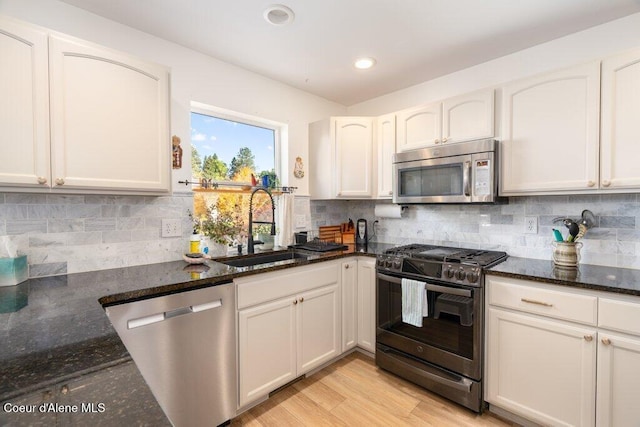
383 244 507 267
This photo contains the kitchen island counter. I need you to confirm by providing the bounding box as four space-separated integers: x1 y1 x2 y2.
0 243 387 405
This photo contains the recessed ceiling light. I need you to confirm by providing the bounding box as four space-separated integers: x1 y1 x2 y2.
354 57 376 70
264 5 295 26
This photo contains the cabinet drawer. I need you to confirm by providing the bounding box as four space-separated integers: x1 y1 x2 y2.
236 261 341 309
599 296 640 336
487 276 597 325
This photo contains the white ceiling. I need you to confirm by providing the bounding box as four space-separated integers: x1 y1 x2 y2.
60 0 640 106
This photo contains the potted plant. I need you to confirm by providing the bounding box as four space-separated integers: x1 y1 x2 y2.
190 202 244 256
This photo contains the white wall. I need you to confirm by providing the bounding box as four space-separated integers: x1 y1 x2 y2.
0 0 347 196
347 12 640 116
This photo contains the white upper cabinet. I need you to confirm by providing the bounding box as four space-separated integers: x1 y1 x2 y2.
0 17 171 194
49 34 170 193
376 113 395 199
442 89 494 143
335 117 374 198
396 102 441 151
309 117 374 200
396 89 494 152
500 62 600 195
0 17 50 188
600 47 640 190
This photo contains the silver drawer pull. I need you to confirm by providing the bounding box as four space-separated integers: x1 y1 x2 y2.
191 299 222 313
521 298 553 307
128 313 165 329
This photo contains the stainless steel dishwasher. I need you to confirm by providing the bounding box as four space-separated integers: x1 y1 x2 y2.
106 282 236 426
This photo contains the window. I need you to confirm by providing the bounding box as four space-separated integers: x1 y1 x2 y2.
189 104 283 248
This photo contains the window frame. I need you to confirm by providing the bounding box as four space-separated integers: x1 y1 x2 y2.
190 102 282 187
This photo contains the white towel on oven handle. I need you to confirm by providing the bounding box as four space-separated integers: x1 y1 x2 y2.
401 278 428 327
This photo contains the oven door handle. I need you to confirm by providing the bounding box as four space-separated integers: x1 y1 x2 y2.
377 273 472 298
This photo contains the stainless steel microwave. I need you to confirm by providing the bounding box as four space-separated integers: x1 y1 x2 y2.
392 139 502 204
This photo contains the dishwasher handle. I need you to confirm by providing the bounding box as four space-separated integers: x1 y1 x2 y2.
127 298 223 329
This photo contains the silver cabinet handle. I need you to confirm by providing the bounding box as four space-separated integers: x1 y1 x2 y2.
521 298 553 307
293 300 298 305
345 264 350 269
584 335 593 342
434 139 440 144
602 180 611 187
442 137 448 143
601 338 611 346
37 176 48 185
587 180 595 187
299 297 304 303
55 178 65 186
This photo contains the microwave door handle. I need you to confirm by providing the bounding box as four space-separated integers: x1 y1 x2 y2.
463 160 471 197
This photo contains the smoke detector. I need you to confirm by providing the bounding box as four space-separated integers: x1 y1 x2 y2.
264 5 295 26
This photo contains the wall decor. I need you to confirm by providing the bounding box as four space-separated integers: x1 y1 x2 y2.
172 135 183 169
294 156 304 178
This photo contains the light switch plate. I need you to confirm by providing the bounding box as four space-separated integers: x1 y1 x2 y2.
162 218 181 237
295 214 307 229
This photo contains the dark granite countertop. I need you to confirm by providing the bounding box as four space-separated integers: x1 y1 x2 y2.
0 243 386 403
487 257 640 297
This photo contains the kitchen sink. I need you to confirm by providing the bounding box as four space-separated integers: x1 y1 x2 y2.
219 251 309 268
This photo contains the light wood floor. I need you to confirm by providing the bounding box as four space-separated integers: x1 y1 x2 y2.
231 352 516 426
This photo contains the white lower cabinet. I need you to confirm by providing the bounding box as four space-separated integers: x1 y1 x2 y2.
236 262 341 408
486 275 640 427
357 258 376 353
341 259 358 352
487 308 596 426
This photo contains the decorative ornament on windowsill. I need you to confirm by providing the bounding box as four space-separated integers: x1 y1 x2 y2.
294 156 304 179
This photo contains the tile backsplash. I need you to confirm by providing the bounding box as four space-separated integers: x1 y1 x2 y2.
2 191 639 278
0 193 193 277
311 194 640 270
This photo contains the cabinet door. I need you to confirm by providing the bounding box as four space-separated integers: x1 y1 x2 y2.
500 62 600 194
601 48 640 190
596 333 640 427
0 18 50 188
396 103 442 152
341 259 358 352
334 117 374 198
297 283 341 374
376 114 396 198
486 308 596 427
442 89 494 144
357 258 376 353
49 34 170 193
238 297 297 408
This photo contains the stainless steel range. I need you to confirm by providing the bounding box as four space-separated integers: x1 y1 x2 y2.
375 244 507 412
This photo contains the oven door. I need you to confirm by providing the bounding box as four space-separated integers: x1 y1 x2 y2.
376 271 483 381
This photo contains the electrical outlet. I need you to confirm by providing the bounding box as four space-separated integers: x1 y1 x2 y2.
524 216 538 234
161 218 181 237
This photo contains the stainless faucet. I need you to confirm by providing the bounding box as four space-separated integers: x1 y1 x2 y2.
247 187 276 254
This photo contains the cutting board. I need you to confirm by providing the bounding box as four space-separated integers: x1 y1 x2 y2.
319 225 342 242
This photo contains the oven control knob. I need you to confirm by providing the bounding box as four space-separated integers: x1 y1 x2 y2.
377 259 385 267
393 260 401 269
455 270 467 280
445 268 455 279
385 260 393 268
468 271 479 283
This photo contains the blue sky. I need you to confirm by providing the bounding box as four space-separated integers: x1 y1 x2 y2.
190 112 275 172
